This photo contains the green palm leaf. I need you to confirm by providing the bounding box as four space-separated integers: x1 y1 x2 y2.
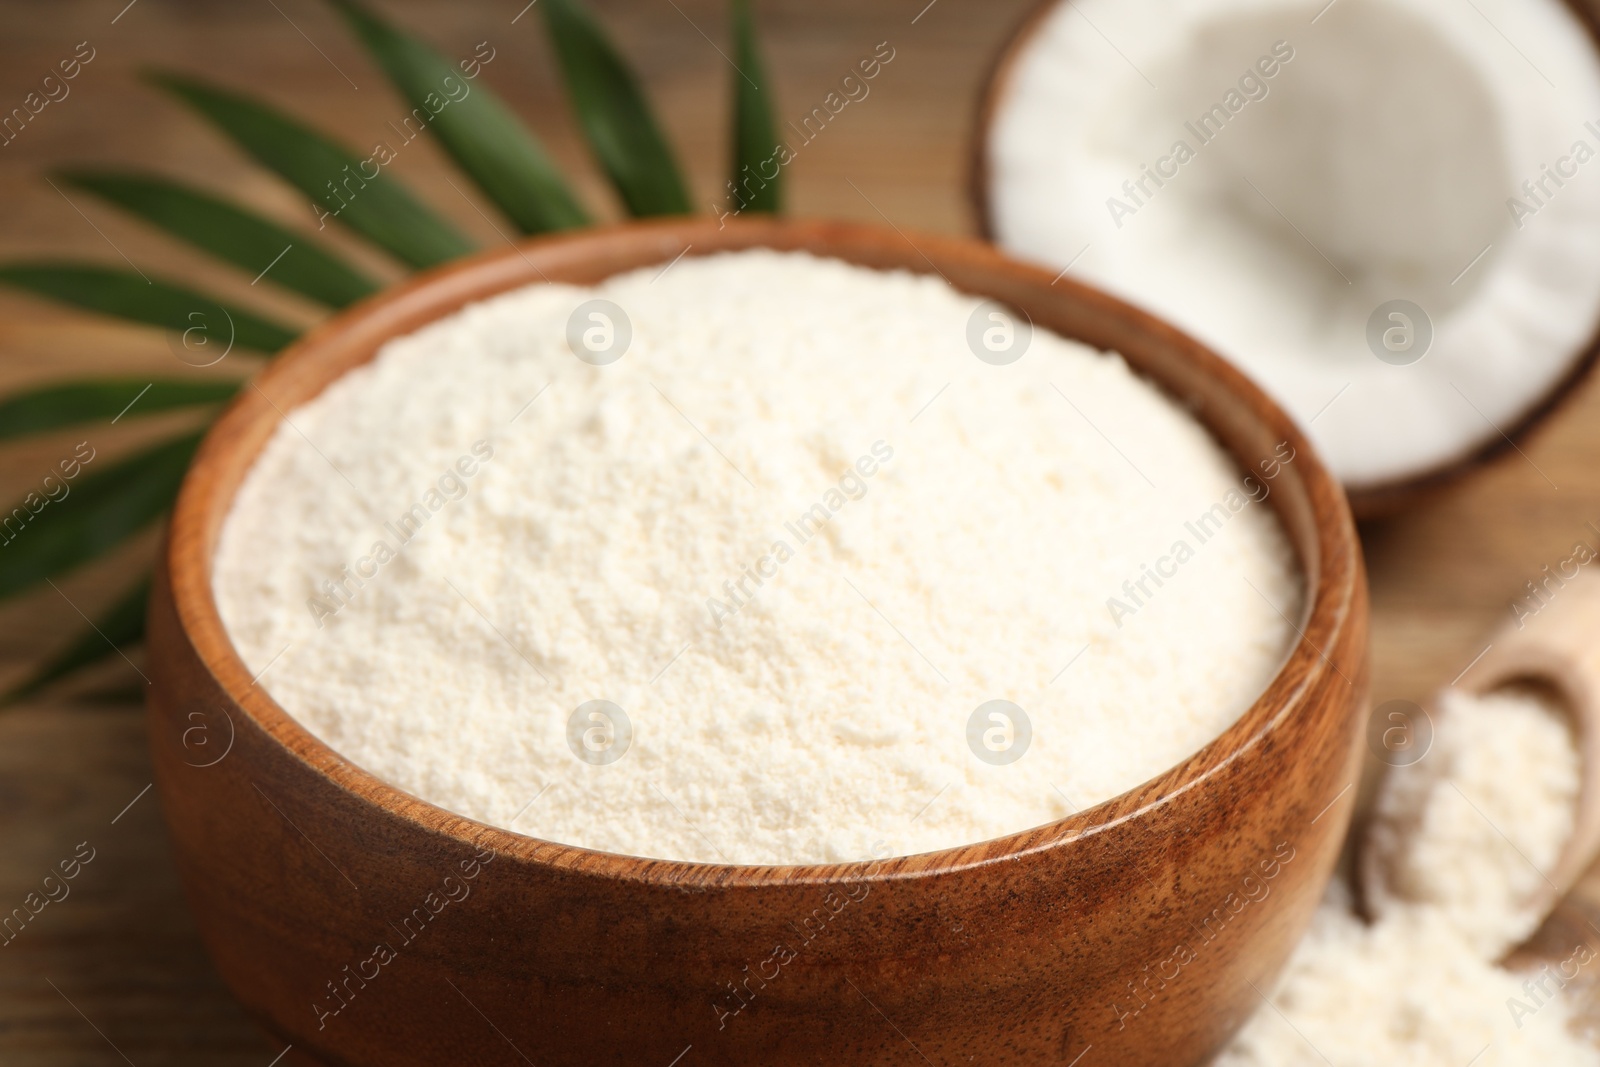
330 0 589 234
731 0 781 213
0 264 297 354
56 169 380 308
146 71 475 269
0 378 239 441
541 0 691 217
3 577 149 704
0 431 200 601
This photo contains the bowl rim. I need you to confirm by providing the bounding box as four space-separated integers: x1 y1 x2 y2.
964 0 1600 519
161 215 1363 888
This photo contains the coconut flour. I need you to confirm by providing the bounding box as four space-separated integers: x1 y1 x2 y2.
213 250 1300 865
1219 686 1592 1065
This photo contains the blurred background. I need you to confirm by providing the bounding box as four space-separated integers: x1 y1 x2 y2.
0 0 1595 1061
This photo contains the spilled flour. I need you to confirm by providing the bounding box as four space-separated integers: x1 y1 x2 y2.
1219 686 1592 1065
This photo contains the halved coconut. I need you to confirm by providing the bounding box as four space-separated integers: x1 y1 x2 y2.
975 0 1600 514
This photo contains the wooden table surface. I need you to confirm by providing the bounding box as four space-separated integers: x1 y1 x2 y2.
3 0 1600 1062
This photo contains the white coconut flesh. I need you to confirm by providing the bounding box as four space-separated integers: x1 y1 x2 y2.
986 0 1600 490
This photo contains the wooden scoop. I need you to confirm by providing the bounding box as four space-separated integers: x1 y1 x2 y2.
1356 571 1600 972
1349 571 1600 979
1462 571 1600 926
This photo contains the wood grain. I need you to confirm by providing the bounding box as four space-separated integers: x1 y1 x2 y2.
0 0 1591 1063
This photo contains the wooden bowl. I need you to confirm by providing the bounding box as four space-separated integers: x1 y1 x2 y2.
145 217 1369 1067
967 0 1600 521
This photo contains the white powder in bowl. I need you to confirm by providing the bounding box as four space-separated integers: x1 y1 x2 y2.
1218 686 1590 1066
213 250 1301 865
